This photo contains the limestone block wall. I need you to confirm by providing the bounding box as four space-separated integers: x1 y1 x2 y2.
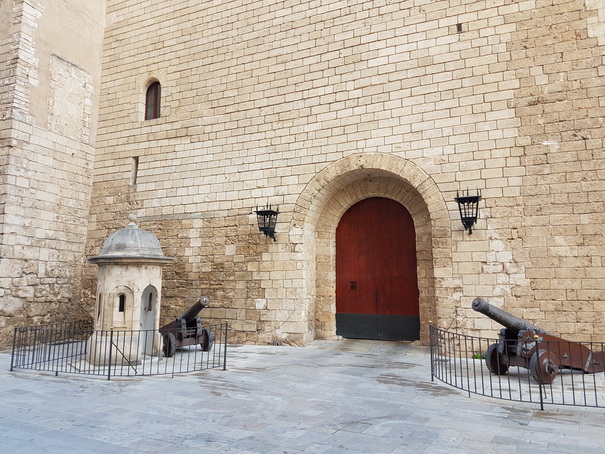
509 0 605 338
86 0 605 345
0 0 106 346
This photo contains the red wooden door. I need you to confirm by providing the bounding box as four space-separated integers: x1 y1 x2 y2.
336 198 420 340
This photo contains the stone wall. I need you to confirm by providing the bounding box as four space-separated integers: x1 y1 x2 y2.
84 0 603 344
510 0 605 337
0 0 106 347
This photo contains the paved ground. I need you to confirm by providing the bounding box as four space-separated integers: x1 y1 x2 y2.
1 339 604 453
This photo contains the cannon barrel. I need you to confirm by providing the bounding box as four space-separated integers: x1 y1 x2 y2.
160 296 210 333
472 297 547 333
179 296 210 323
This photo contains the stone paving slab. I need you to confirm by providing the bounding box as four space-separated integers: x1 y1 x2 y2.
1 339 604 453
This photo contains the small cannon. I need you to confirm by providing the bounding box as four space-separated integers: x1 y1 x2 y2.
159 297 214 357
472 298 605 384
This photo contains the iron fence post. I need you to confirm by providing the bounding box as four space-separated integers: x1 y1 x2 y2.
107 330 113 381
10 328 18 371
429 325 434 382
223 323 228 370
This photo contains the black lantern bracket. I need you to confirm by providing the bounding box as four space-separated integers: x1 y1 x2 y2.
255 205 279 241
455 189 481 234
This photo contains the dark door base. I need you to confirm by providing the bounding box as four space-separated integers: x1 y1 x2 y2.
336 313 420 341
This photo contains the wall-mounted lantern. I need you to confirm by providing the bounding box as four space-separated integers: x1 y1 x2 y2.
455 190 481 234
255 205 279 241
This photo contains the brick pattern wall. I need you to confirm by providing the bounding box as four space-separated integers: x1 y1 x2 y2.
511 0 605 337
0 0 105 346
87 0 605 344
0 0 17 252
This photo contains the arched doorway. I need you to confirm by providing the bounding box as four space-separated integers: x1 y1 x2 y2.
140 285 158 354
140 286 157 330
336 197 420 340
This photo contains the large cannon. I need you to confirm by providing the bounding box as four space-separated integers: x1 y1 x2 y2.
159 297 214 357
472 298 605 384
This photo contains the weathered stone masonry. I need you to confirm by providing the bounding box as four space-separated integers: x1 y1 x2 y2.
81 0 605 345
1 0 603 347
0 0 106 346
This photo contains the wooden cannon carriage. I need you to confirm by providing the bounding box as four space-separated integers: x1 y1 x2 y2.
472 298 605 384
159 297 214 357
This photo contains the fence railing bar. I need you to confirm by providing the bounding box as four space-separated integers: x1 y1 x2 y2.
10 321 227 379
429 325 605 411
111 340 138 375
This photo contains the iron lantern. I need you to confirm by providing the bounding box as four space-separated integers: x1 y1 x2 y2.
455 190 481 234
255 205 279 241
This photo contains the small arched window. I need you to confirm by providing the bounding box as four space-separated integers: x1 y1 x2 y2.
118 294 126 312
145 81 161 120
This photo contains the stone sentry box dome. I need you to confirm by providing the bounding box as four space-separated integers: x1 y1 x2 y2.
91 214 174 261
87 215 174 365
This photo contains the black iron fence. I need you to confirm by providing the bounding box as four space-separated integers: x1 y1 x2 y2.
10 320 228 379
430 325 605 410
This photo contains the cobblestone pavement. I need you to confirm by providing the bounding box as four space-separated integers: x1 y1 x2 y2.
1 339 604 453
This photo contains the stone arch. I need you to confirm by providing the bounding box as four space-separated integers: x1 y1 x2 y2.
140 285 158 331
111 284 133 329
138 74 167 120
143 77 160 91
290 153 452 343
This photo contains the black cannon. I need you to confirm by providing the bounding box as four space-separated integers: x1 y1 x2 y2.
472 297 605 384
159 297 214 357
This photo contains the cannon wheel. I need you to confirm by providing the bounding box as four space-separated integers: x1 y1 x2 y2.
530 349 558 384
200 328 214 352
163 333 176 358
485 343 508 375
